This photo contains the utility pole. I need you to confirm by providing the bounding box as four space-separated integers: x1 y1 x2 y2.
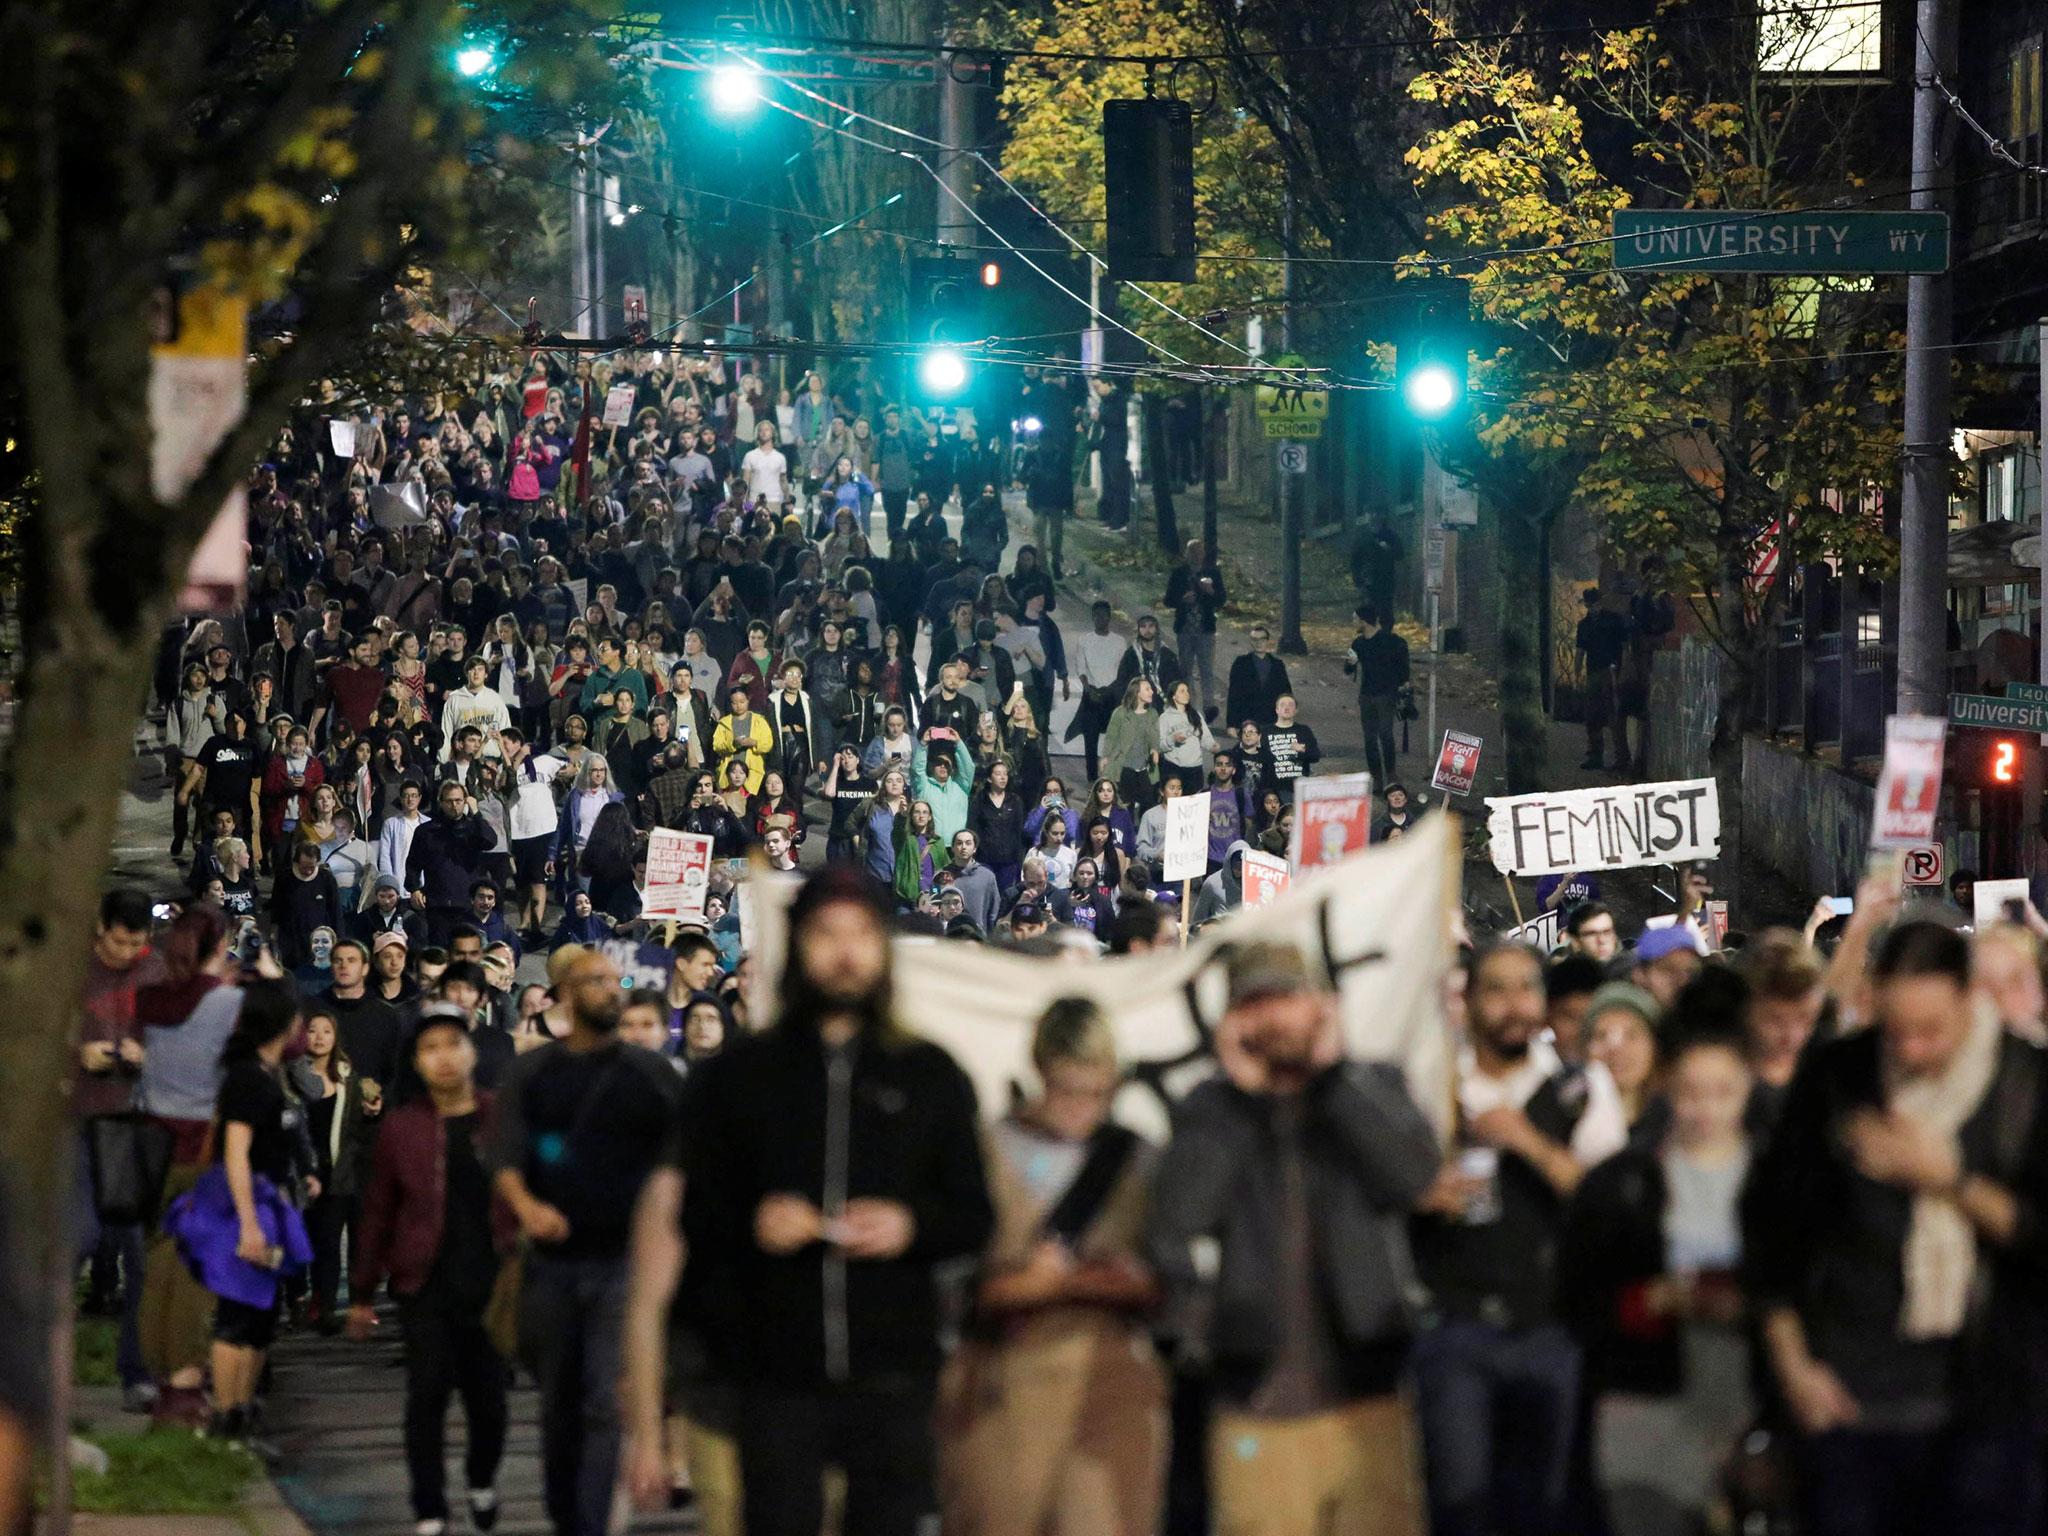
1278 170 1306 655
569 139 603 339
937 48 976 249
1896 0 1955 717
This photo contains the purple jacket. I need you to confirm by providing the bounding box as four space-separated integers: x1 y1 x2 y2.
164 1166 313 1308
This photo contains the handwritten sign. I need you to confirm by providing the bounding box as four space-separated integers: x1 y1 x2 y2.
1485 778 1721 878
1163 791 1213 883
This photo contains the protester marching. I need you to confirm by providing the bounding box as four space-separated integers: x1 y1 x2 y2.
44 349 2048 1536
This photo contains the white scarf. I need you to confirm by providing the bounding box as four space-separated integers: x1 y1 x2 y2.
1891 1001 2002 1340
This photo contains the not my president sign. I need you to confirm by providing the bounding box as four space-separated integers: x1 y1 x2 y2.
1486 778 1721 879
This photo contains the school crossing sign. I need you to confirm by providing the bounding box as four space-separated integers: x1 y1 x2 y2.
1255 353 1328 439
1610 209 1951 275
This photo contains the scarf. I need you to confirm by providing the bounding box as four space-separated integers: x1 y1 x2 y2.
1890 1001 2002 1340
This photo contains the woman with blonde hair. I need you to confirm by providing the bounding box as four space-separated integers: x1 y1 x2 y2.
941 998 1163 1536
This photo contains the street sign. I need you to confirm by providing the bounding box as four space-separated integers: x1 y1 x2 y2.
1951 692 2048 733
1903 845 1946 888
1432 729 1484 797
1424 526 1447 594
1610 209 1950 275
1277 442 1309 476
1872 715 1946 848
2009 681 2048 705
1256 355 1328 439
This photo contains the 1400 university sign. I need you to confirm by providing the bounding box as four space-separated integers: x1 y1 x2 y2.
1486 779 1722 878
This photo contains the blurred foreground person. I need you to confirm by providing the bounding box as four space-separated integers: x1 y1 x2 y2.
657 867 993 1536
1150 940 1441 1536
941 998 1165 1535
1745 921 2048 1536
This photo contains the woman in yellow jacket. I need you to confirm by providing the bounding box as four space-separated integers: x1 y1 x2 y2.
711 683 774 796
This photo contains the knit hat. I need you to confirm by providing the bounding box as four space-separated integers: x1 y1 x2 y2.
1583 980 1661 1035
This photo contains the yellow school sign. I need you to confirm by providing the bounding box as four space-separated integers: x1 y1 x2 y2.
1255 357 1327 439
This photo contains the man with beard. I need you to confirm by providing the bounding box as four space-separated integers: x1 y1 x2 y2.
1409 942 1627 1536
625 867 992 1536
489 948 684 1536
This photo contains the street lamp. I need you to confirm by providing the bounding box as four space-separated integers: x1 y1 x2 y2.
454 43 497 78
708 63 763 116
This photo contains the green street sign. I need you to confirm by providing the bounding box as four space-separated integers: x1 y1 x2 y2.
2007 682 2048 705
1951 692 2048 732
1611 210 1950 274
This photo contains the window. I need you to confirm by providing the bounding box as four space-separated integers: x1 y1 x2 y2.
2007 37 2043 226
1758 0 1884 76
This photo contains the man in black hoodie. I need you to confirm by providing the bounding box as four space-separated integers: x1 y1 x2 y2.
627 866 992 1536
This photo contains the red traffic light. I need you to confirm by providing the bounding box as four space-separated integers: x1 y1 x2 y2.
980 261 1001 287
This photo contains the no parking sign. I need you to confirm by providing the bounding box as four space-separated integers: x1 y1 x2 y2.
1903 845 1946 889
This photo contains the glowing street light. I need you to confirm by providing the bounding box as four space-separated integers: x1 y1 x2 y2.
708 63 763 115
918 347 969 396
454 43 498 78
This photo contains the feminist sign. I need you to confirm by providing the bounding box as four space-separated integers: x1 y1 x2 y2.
1485 778 1721 878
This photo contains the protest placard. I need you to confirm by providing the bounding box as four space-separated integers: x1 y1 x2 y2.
1504 908 1561 951
1241 849 1291 908
1289 772 1374 871
1485 778 1721 877
638 828 713 921
328 419 356 458
1975 878 2033 929
1163 791 1213 884
1871 715 1946 848
1432 730 1483 797
602 383 637 428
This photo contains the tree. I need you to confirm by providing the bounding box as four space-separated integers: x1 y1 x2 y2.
0 0 633 1384
1404 20 1904 832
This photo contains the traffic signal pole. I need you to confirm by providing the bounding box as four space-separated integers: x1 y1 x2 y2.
1896 0 1954 718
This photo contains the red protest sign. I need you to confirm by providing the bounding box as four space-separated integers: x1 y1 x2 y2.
1240 849 1292 908
1289 772 1374 871
1872 716 1945 848
1432 730 1484 797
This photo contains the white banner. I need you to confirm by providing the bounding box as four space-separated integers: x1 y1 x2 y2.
1163 790 1212 883
746 812 1458 1142
1486 778 1720 878
1504 907 1561 952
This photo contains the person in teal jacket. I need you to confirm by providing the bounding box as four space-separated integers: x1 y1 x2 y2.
911 729 975 846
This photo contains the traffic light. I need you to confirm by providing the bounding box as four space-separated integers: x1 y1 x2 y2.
1396 279 1470 422
907 255 990 404
1103 99 1196 283
452 35 500 80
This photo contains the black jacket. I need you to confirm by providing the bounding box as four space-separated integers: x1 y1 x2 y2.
1743 1027 2048 1427
1148 1064 1441 1403
1225 652 1293 730
681 1019 994 1389
404 811 495 909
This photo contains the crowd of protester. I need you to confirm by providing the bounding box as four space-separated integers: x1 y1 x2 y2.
58 346 2048 1536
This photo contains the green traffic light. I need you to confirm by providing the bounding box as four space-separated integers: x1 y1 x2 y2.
918 347 969 395
1402 361 1462 420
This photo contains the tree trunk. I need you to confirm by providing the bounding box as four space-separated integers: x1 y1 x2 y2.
1144 395 1181 555
1497 500 1548 793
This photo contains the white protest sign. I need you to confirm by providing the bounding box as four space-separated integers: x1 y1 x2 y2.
1504 907 1561 951
328 419 357 458
1975 878 2033 929
1872 715 1946 848
1486 777 1721 878
1241 849 1291 907
602 383 637 428
151 286 248 615
639 828 713 921
1163 790 1212 883
566 577 589 616
748 811 1460 1142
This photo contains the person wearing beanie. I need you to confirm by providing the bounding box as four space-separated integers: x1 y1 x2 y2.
1583 981 1667 1139
623 864 993 1536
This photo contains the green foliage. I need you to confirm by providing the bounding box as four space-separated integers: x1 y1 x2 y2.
1405 19 1906 666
